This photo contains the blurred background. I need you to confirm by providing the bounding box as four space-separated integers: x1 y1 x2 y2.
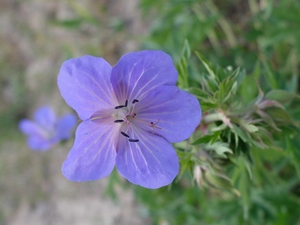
1 0 300 224
0 0 147 224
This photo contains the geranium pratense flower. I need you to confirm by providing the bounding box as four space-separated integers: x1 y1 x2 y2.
19 106 76 151
58 50 201 189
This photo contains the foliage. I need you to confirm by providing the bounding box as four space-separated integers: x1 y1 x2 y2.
129 0 300 224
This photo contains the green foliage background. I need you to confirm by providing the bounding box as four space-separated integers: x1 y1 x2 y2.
127 0 300 224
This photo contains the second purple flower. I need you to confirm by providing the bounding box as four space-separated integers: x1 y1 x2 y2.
58 50 201 189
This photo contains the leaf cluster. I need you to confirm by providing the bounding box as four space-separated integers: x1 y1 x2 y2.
129 0 300 224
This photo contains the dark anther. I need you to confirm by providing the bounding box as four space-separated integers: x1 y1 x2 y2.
150 122 154 125
121 131 130 138
128 139 139 142
115 105 125 109
114 120 124 123
124 100 128 107
132 99 139 104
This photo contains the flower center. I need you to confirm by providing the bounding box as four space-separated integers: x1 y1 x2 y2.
113 99 161 143
112 108 129 120
38 124 56 140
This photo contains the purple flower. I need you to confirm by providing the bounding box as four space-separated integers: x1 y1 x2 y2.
19 106 77 151
58 50 201 188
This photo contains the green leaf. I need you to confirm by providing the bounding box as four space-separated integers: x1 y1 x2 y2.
188 87 208 100
223 81 237 103
192 131 220 145
192 135 214 145
214 143 233 156
231 157 251 219
256 109 281 132
177 150 194 178
251 60 261 79
204 170 235 191
245 124 258 133
195 51 216 79
285 135 300 177
176 40 191 88
215 76 237 105
181 39 191 59
240 121 259 133
206 77 219 93
231 124 251 143
263 62 279 89
199 101 218 112
266 89 299 104
265 107 293 123
188 87 217 111
204 142 233 159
